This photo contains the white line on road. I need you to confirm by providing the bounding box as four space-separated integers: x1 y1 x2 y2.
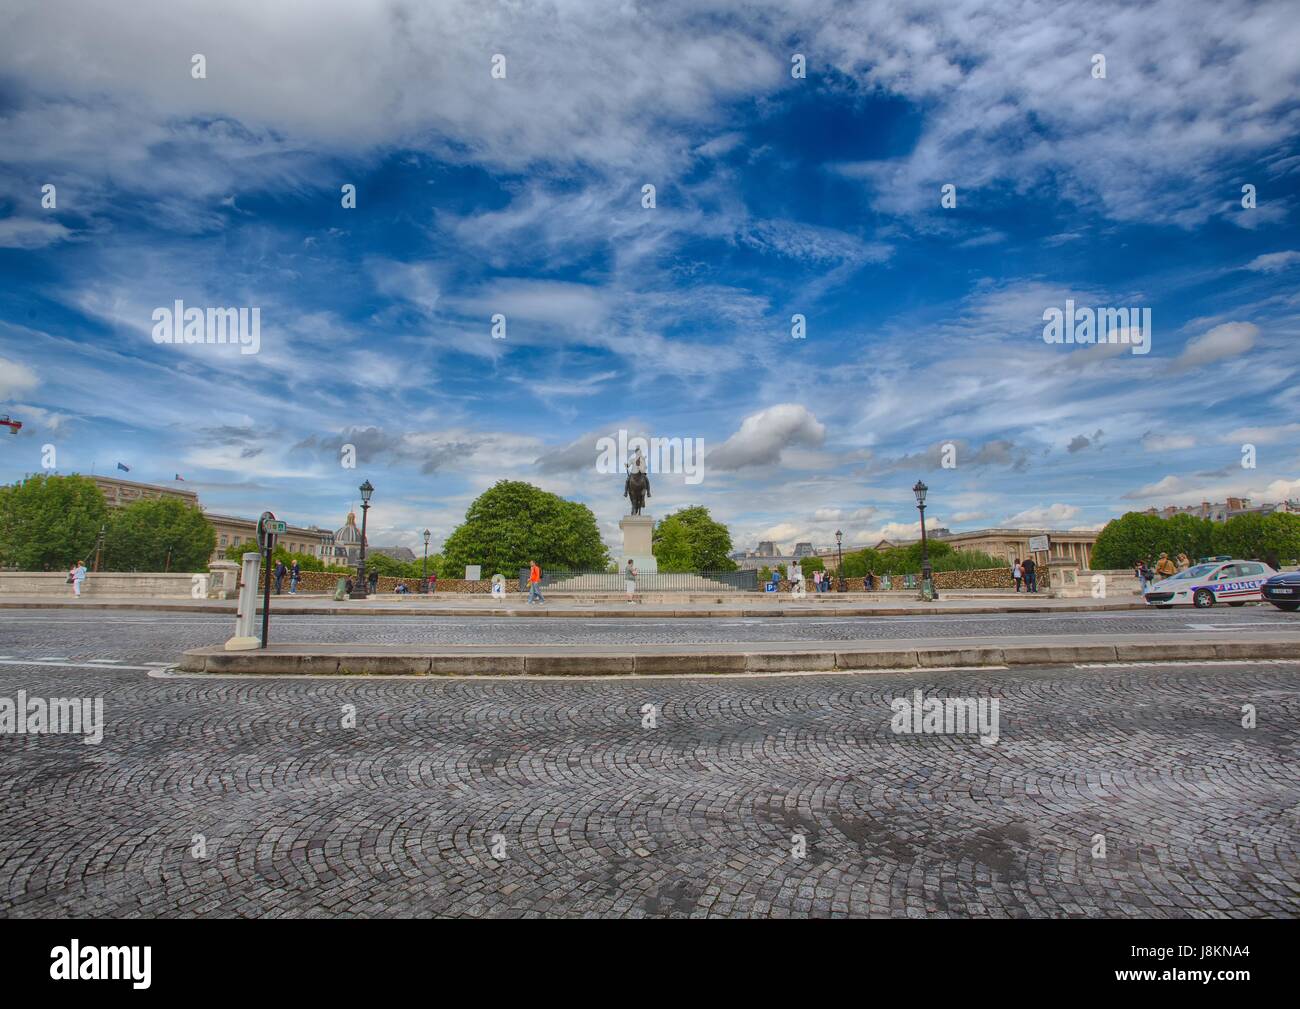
1074 659 1300 669
0 658 168 671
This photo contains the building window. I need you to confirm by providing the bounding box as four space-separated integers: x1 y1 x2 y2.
220 535 228 547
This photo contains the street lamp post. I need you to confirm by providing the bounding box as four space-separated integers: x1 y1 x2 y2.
354 480 374 599
422 528 431 592
835 529 845 592
912 480 937 600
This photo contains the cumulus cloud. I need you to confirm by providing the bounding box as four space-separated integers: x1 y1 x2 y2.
1171 322 1258 372
708 404 825 471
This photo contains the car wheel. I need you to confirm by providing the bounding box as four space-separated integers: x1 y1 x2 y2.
1270 602 1300 612
1193 589 1215 608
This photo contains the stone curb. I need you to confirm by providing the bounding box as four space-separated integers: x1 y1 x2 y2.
177 638 1298 676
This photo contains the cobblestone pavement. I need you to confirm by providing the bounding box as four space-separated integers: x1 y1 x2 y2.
1 606 1298 661
0 615 1296 917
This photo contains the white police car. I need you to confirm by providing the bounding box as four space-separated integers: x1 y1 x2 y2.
1144 559 1277 608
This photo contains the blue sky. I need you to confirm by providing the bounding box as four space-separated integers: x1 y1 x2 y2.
1 0 1299 554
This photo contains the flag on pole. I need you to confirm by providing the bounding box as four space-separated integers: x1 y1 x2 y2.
175 473 185 481
116 462 131 472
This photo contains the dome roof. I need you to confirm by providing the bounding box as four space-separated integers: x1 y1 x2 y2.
334 511 363 545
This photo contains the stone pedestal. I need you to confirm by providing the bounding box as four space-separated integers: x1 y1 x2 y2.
618 515 658 573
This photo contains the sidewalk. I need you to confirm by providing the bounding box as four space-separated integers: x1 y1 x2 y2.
1 593 1146 619
177 632 1300 676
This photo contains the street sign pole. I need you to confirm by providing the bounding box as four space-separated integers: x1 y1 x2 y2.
257 511 282 650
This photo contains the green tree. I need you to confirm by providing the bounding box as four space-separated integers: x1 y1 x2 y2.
651 518 694 572
440 480 608 578
0 474 108 571
797 555 825 574
224 541 353 573
1091 512 1170 569
1214 511 1300 562
102 497 216 572
651 506 737 571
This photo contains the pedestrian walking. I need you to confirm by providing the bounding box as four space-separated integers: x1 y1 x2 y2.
625 559 638 604
1022 556 1038 593
527 560 544 604
367 569 379 594
427 571 437 594
72 560 87 598
1135 560 1148 593
289 560 301 594
274 559 287 595
1012 558 1023 592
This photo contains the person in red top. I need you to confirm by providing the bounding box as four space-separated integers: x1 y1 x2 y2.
527 560 544 604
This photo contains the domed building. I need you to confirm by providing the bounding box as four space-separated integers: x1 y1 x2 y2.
330 511 367 566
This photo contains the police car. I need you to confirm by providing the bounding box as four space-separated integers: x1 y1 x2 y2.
1143 559 1276 608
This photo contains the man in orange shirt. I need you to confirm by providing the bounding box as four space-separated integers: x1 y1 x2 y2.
527 560 544 604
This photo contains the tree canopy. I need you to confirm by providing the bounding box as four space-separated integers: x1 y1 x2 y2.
0 474 108 571
651 506 737 572
839 540 1004 577
101 497 216 572
1090 511 1300 568
440 480 608 577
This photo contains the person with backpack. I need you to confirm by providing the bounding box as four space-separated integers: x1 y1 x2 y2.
527 560 544 604
273 559 287 594
1022 556 1038 593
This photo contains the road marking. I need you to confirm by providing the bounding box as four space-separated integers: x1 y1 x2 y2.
1074 659 1300 669
0 658 168 671
1184 622 1281 630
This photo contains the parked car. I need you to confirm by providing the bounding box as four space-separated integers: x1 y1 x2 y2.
1143 559 1276 608
1261 569 1300 612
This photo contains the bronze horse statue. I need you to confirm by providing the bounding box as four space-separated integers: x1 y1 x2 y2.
624 468 651 515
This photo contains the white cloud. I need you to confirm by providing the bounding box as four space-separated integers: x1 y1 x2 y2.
1171 321 1258 372
0 357 39 398
1244 251 1300 273
1004 503 1081 526
0 217 73 249
1141 431 1196 451
709 404 826 471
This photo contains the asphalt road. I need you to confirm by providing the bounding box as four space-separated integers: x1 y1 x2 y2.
0 611 1297 917
1 605 1298 664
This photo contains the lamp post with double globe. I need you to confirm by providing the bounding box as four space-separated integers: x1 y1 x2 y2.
913 480 936 600
354 480 374 599
422 528 431 592
835 529 845 592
